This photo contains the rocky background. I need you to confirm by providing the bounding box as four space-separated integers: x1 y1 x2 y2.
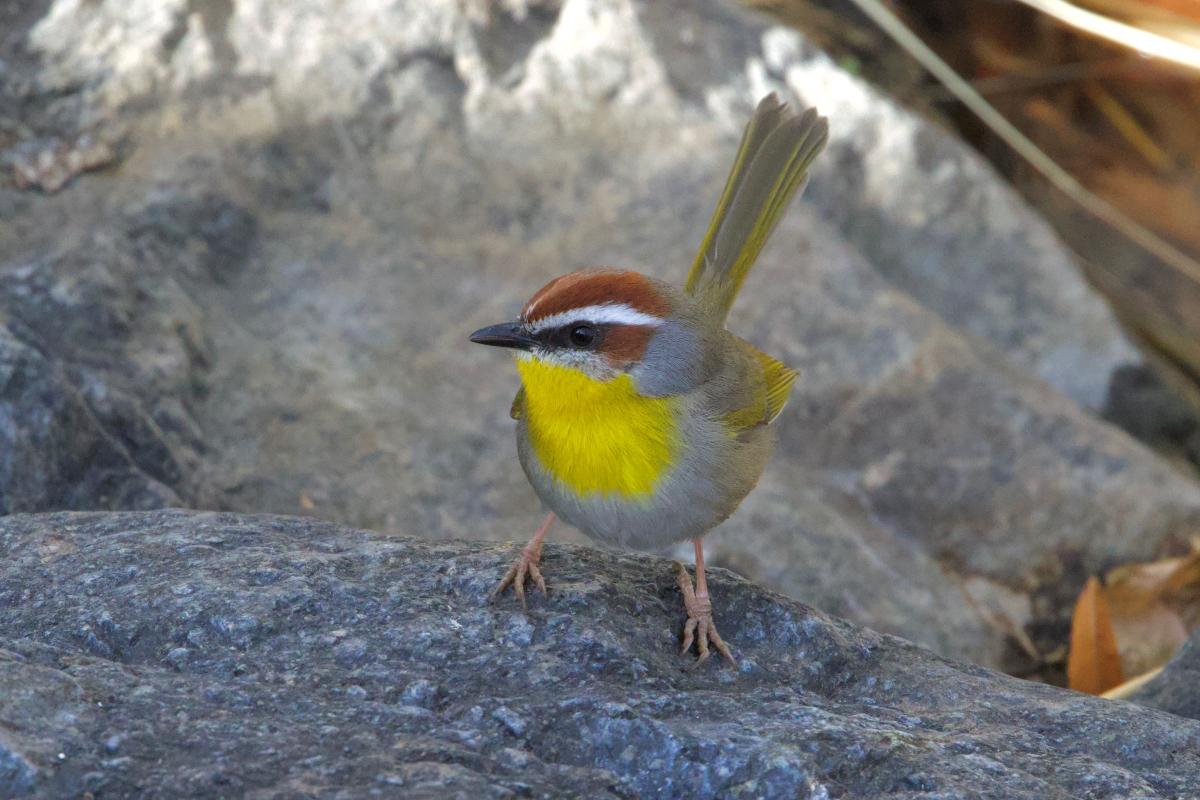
3 0 1200 797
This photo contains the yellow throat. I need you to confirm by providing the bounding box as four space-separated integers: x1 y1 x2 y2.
515 356 679 499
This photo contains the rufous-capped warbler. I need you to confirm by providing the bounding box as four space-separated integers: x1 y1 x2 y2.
471 94 828 666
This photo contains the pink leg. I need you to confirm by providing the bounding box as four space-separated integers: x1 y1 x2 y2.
694 537 709 599
674 537 736 667
490 512 555 610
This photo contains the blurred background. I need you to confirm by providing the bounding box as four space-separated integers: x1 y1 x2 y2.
2 0 1199 694
765 0 1200 473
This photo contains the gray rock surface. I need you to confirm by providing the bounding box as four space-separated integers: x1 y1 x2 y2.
1132 633 1200 722
2 0 1199 677
20 0 1139 408
3 510 1200 799
0 197 235 515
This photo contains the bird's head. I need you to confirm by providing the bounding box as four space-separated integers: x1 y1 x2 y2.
470 268 706 390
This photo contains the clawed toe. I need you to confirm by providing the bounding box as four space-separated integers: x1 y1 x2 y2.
490 514 554 611
673 561 737 669
681 613 735 669
490 548 547 610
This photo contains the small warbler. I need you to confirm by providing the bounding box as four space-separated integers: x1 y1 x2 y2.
471 94 828 666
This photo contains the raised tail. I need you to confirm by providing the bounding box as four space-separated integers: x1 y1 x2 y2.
684 94 828 321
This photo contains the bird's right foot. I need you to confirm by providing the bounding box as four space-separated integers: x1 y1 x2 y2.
673 561 737 668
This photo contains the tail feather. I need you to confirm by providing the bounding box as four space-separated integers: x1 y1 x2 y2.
685 94 828 321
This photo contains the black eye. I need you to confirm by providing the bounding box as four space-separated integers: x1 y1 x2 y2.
569 324 598 348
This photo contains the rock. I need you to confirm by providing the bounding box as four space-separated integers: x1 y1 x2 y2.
2 0 1199 674
0 194 247 514
1103 363 1200 472
1131 633 1200 721
0 319 178 513
3 510 1200 799
755 29 1139 409
21 0 1138 410
5 132 120 193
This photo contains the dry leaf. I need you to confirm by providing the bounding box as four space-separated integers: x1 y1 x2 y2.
1104 551 1200 677
1068 577 1124 694
1162 550 1200 625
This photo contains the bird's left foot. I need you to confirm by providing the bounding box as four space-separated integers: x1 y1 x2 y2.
489 513 554 612
490 541 547 611
673 561 737 668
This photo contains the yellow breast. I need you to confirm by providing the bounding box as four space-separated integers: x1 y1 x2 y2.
516 356 680 499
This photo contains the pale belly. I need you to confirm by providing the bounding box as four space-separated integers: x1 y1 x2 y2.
515 397 773 550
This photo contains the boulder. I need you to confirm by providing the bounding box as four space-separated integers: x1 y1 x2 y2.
20 0 1139 408
0 197 241 514
2 510 1199 799
3 0 1199 673
1131 632 1200 722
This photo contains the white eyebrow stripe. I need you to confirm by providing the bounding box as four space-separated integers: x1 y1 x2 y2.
526 303 665 332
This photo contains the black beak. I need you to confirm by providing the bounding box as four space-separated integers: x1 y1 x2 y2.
469 321 537 350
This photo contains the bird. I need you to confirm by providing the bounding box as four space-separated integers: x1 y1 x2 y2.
470 94 828 666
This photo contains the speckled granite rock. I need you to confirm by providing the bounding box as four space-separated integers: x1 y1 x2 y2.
3 0 1199 676
1132 633 1200 722
2 510 1199 799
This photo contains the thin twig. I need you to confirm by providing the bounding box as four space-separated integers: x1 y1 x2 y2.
1099 664 1164 699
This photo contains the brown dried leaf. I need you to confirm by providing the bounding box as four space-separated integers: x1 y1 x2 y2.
1104 551 1200 678
1068 577 1124 694
1162 550 1200 615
